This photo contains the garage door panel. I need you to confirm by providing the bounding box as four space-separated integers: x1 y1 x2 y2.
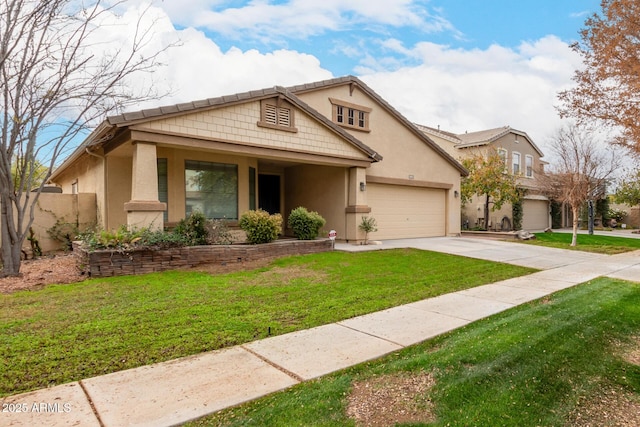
522 200 549 231
367 183 446 239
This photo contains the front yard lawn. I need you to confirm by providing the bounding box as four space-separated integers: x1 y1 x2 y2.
523 232 640 254
189 277 640 426
0 248 535 397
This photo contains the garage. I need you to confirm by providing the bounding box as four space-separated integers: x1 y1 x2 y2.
522 197 550 231
367 183 446 239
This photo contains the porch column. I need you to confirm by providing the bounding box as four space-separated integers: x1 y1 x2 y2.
345 167 371 242
124 141 166 230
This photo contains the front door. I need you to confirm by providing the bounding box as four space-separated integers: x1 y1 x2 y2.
258 174 281 214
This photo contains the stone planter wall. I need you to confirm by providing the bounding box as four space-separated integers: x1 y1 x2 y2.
73 239 333 278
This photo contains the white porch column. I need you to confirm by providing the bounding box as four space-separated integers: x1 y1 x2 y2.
345 167 370 242
124 141 166 230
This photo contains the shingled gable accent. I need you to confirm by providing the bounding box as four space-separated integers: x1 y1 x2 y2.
288 75 468 176
104 86 381 162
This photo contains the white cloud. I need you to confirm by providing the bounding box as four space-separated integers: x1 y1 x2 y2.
96 3 333 110
359 36 583 157
141 0 454 44
95 3 584 160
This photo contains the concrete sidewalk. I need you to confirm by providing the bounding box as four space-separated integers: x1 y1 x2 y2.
2 238 639 427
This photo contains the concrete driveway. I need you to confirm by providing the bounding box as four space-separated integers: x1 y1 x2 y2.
335 236 604 270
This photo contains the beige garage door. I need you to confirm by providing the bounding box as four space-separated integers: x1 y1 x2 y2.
522 199 550 231
367 183 446 239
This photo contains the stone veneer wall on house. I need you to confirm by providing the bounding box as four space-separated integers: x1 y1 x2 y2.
73 239 333 278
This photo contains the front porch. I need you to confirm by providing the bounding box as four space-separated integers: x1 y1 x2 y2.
106 139 374 243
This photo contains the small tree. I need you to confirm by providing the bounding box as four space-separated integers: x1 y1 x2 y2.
538 124 619 246
461 148 519 230
358 216 377 245
0 1 170 276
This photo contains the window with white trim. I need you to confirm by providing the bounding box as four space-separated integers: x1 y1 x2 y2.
525 155 533 178
512 152 521 175
329 98 371 131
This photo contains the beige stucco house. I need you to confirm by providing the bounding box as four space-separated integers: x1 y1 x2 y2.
49 76 467 242
418 125 550 231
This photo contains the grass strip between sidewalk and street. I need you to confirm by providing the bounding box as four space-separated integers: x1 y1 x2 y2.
0 248 535 397
522 232 640 254
188 277 640 427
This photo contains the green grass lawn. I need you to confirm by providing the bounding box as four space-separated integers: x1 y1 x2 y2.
188 277 640 427
0 248 535 397
522 232 640 254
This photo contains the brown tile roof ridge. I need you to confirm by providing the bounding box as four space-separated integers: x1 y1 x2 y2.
287 76 467 176
455 125 544 157
107 87 281 126
456 126 511 144
414 123 462 142
96 82 381 162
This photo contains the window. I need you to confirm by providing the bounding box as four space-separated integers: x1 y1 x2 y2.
249 167 256 210
512 152 521 175
157 158 168 222
329 98 371 131
185 160 238 219
497 148 507 170
258 99 297 132
525 155 533 178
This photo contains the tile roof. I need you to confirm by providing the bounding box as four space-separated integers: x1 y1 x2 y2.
417 124 544 158
288 76 468 176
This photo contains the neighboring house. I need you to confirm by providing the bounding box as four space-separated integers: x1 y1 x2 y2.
49 76 467 242
418 125 550 231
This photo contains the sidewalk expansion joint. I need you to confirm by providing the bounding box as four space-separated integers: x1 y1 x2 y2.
335 322 406 348
78 380 105 427
240 345 305 383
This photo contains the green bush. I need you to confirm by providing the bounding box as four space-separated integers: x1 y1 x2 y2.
78 225 189 251
512 199 523 230
137 229 188 249
239 209 283 244
174 210 208 245
78 225 144 251
288 206 326 240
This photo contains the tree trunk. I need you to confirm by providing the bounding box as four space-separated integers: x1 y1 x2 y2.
484 194 490 230
0 194 23 277
571 205 579 247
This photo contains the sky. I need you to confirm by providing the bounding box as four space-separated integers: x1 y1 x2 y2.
101 0 604 157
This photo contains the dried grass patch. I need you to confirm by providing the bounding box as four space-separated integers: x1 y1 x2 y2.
346 371 436 427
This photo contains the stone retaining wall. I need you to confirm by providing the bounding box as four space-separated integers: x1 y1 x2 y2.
73 239 333 278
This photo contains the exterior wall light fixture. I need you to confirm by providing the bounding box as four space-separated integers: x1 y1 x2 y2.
360 182 366 191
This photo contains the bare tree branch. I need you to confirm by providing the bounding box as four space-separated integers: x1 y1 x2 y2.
0 0 173 276
538 124 620 245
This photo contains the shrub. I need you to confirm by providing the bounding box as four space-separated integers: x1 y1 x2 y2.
512 199 523 230
174 210 208 246
288 207 326 240
239 209 283 244
608 208 627 223
137 229 188 249
206 219 233 245
358 216 377 244
78 225 188 252
78 225 144 251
